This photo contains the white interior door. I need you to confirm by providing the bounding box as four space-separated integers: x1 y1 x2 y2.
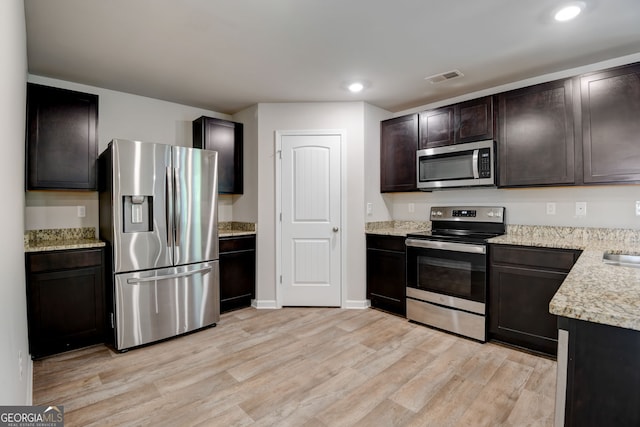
279 132 342 307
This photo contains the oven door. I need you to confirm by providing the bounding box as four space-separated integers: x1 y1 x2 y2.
405 239 487 306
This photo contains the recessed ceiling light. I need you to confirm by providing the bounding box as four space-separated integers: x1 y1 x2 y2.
348 82 364 93
554 2 585 21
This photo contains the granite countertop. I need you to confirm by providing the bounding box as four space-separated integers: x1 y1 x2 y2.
365 220 430 237
219 221 257 237
489 225 640 332
25 222 257 252
25 228 105 252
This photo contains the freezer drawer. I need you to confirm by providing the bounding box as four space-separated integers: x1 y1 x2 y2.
114 261 219 350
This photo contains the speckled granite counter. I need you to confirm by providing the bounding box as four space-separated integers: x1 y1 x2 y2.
365 221 430 236
219 221 257 237
24 228 105 252
488 225 640 332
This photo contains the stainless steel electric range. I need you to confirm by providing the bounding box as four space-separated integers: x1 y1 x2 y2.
405 206 506 342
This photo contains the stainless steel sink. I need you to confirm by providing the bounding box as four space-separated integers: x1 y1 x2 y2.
602 252 640 268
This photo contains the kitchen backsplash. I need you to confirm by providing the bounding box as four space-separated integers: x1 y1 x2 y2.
24 192 236 231
382 185 640 229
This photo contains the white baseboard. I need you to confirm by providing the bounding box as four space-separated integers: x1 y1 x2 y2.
251 300 370 310
252 299 278 309
343 299 370 309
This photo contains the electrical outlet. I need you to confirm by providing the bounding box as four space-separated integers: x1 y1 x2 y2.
635 201 640 216
18 350 23 380
77 205 86 218
408 203 415 213
546 202 556 215
366 202 373 216
575 202 587 217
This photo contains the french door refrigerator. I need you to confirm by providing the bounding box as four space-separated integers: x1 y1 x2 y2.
99 139 219 351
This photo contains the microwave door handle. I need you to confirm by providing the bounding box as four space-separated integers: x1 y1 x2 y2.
472 149 480 179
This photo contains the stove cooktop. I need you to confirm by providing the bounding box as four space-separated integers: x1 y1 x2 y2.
406 230 503 244
409 206 506 243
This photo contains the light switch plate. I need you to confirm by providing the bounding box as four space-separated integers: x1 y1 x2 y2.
408 203 415 213
575 202 587 217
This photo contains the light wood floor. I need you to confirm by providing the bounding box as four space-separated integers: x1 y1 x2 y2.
33 307 556 426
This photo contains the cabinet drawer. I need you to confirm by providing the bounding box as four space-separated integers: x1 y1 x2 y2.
490 244 579 272
366 234 406 252
27 248 103 273
219 235 256 253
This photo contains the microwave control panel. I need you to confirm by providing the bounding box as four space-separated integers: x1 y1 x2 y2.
478 148 491 178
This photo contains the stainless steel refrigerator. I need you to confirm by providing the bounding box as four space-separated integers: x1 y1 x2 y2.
99 139 219 351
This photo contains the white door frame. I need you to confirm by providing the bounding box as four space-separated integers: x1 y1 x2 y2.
275 129 347 309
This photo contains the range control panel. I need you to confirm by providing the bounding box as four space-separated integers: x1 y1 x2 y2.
430 206 505 223
452 209 476 218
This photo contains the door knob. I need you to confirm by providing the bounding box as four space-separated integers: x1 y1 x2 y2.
333 227 339 232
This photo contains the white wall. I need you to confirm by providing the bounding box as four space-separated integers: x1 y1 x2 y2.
232 104 259 222
363 103 393 222
255 102 367 306
390 186 640 229
380 52 640 228
25 75 233 231
0 0 30 405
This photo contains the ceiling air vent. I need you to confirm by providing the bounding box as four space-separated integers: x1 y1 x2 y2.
425 69 464 84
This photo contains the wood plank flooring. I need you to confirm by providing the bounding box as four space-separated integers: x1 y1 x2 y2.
33 307 557 426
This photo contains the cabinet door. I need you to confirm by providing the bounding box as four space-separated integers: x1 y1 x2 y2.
366 235 406 316
581 64 640 183
26 249 105 359
219 236 256 313
490 264 566 355
455 96 494 144
498 79 575 186
380 114 418 192
419 106 455 148
26 83 98 190
562 318 640 426
193 116 243 194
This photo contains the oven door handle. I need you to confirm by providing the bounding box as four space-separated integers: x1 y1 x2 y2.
405 238 486 254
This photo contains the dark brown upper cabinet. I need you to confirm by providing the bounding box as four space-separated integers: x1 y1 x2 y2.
497 79 575 187
581 63 640 184
456 96 494 143
380 114 418 192
193 116 244 194
419 106 454 148
419 96 494 149
26 83 99 191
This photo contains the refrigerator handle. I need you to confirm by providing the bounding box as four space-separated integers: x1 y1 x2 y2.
165 166 174 247
126 266 213 284
173 167 181 244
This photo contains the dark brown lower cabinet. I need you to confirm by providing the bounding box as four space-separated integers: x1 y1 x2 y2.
558 317 640 426
26 248 105 359
219 235 256 313
366 234 406 316
489 244 581 355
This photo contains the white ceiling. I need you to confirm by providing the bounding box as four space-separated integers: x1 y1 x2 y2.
24 0 640 115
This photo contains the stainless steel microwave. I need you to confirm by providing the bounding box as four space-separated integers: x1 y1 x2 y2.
416 140 496 190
